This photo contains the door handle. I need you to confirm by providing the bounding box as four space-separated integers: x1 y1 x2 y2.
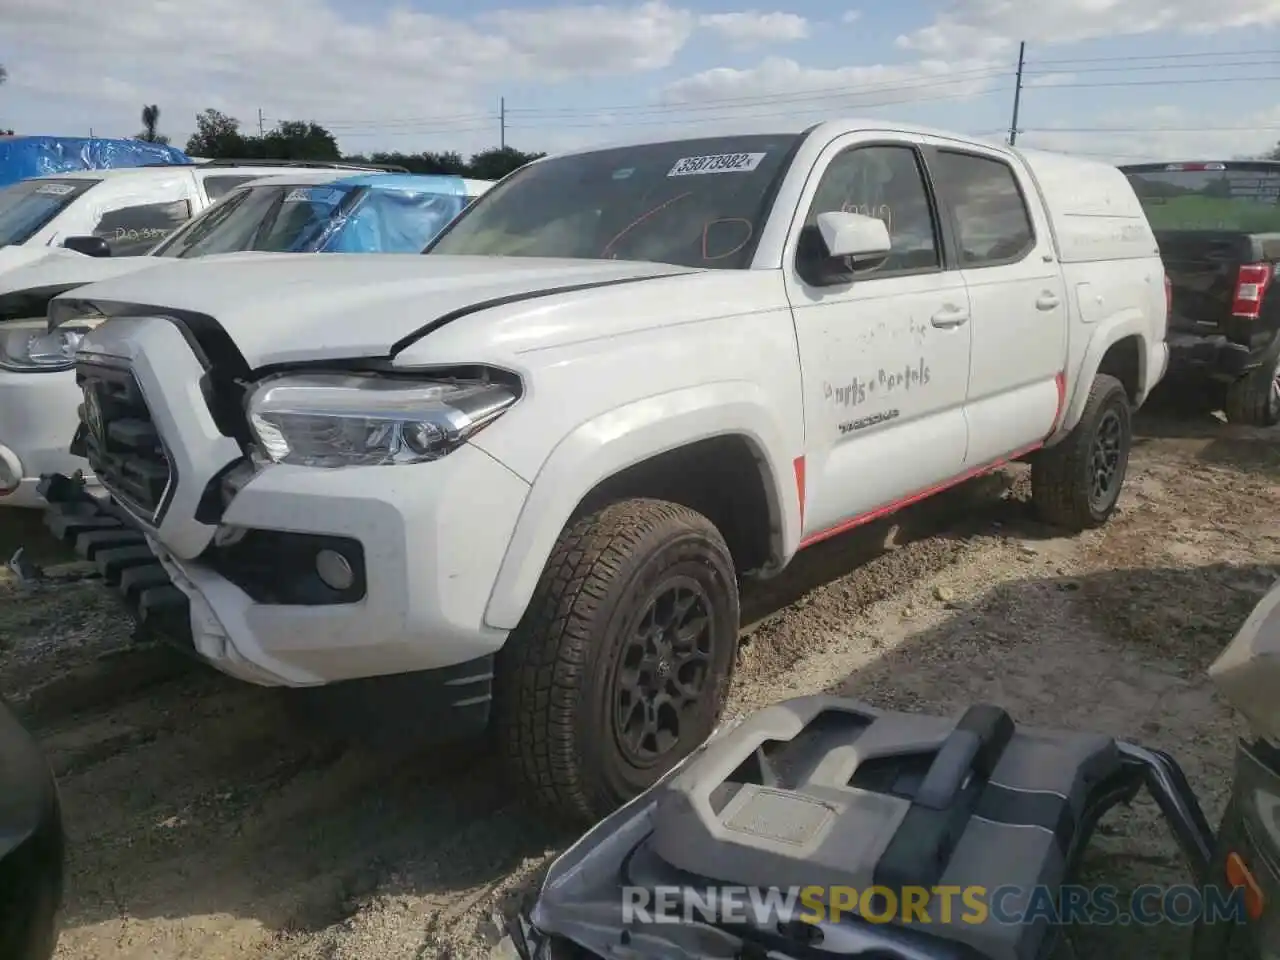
1036 292 1061 310
931 307 970 328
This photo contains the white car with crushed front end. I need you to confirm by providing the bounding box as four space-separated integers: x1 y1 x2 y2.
0 170 491 506
41 120 1168 821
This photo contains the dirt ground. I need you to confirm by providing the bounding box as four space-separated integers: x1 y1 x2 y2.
1 402 1277 960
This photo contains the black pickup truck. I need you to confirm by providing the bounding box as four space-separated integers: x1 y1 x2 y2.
1120 160 1280 425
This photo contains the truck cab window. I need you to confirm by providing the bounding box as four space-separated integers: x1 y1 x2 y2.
933 152 1034 267
799 145 940 275
92 199 193 256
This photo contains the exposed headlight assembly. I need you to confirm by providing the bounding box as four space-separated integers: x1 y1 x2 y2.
0 317 102 372
246 371 520 468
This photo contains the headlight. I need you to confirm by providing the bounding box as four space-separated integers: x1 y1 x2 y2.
0 318 100 372
246 372 520 468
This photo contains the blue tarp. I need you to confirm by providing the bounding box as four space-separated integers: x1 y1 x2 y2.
304 174 471 253
0 136 190 187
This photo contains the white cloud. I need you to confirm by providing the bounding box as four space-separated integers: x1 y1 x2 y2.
660 55 1005 117
1024 72 1077 89
699 10 809 49
897 0 1280 58
841 11 862 24
1 0 699 150
1018 104 1280 163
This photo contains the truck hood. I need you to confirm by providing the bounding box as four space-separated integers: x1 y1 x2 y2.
0 244 77 278
55 254 697 367
0 247 163 298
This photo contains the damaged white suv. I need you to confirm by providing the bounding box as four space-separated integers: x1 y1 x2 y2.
41 121 1168 820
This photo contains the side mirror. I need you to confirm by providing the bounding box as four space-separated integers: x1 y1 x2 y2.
62 236 111 258
796 211 892 287
816 211 891 262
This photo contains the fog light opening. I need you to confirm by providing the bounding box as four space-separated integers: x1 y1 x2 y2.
315 548 355 591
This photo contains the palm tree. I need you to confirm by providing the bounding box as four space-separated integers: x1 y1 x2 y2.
141 104 160 142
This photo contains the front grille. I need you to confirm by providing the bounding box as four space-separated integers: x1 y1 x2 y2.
76 361 173 516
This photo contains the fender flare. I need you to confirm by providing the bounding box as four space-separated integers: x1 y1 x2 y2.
1053 313 1149 442
480 381 798 630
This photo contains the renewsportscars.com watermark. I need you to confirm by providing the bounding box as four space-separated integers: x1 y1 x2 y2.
622 884 1249 927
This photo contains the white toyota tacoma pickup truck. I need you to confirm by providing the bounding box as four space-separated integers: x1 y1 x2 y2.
40 120 1168 820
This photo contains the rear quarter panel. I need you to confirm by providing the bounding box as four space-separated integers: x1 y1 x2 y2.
1019 149 1168 430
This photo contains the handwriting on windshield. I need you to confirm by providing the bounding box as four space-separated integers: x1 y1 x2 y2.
107 227 172 243
823 358 931 407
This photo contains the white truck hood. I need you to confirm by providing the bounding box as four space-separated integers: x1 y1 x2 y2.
56 253 696 367
0 244 80 280
0 247 164 297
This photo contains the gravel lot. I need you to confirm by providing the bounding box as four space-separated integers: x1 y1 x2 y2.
1 404 1277 960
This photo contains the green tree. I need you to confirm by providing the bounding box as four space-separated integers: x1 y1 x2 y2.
186 109 247 158
137 104 170 145
465 146 545 180
257 120 341 161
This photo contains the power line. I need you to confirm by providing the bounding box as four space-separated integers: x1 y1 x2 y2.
505 86 1013 131
287 70 1280 136
249 43 1280 148
1023 57 1280 75
1028 47 1280 66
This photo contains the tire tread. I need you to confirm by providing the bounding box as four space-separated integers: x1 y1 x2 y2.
1032 373 1129 531
493 498 733 822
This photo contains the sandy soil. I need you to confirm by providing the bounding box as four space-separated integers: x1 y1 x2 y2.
1 404 1277 960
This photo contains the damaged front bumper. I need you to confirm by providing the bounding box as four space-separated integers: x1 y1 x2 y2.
37 471 194 646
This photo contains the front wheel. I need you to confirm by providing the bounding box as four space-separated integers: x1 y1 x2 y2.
1031 373 1133 531
1224 354 1280 427
493 498 740 824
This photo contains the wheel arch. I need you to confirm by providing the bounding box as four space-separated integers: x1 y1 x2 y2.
481 384 797 631
1054 319 1149 444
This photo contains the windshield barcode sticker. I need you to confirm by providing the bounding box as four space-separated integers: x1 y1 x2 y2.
668 153 766 177
35 183 74 196
283 188 312 202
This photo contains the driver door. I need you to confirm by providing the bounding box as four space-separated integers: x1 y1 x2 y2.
784 136 972 544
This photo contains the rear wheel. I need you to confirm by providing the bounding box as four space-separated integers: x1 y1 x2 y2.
493 498 740 824
1031 373 1132 531
1224 354 1280 427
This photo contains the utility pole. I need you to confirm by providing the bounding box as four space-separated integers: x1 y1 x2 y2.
88 127 94 138
1008 41 1025 146
500 97 506 150
258 108 265 137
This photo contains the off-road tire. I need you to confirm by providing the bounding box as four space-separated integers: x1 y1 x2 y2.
493 498 740 824
1224 354 1280 427
1031 373 1132 532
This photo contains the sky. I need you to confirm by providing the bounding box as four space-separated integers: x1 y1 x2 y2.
4 0 1280 163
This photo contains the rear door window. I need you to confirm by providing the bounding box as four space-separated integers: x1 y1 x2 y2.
92 199 193 256
932 151 1035 267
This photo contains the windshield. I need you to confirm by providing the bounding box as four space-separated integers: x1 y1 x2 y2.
427 134 801 269
1124 163 1280 233
0 178 97 247
153 180 473 258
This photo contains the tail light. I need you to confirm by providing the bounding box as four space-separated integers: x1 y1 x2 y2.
1232 262 1273 319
